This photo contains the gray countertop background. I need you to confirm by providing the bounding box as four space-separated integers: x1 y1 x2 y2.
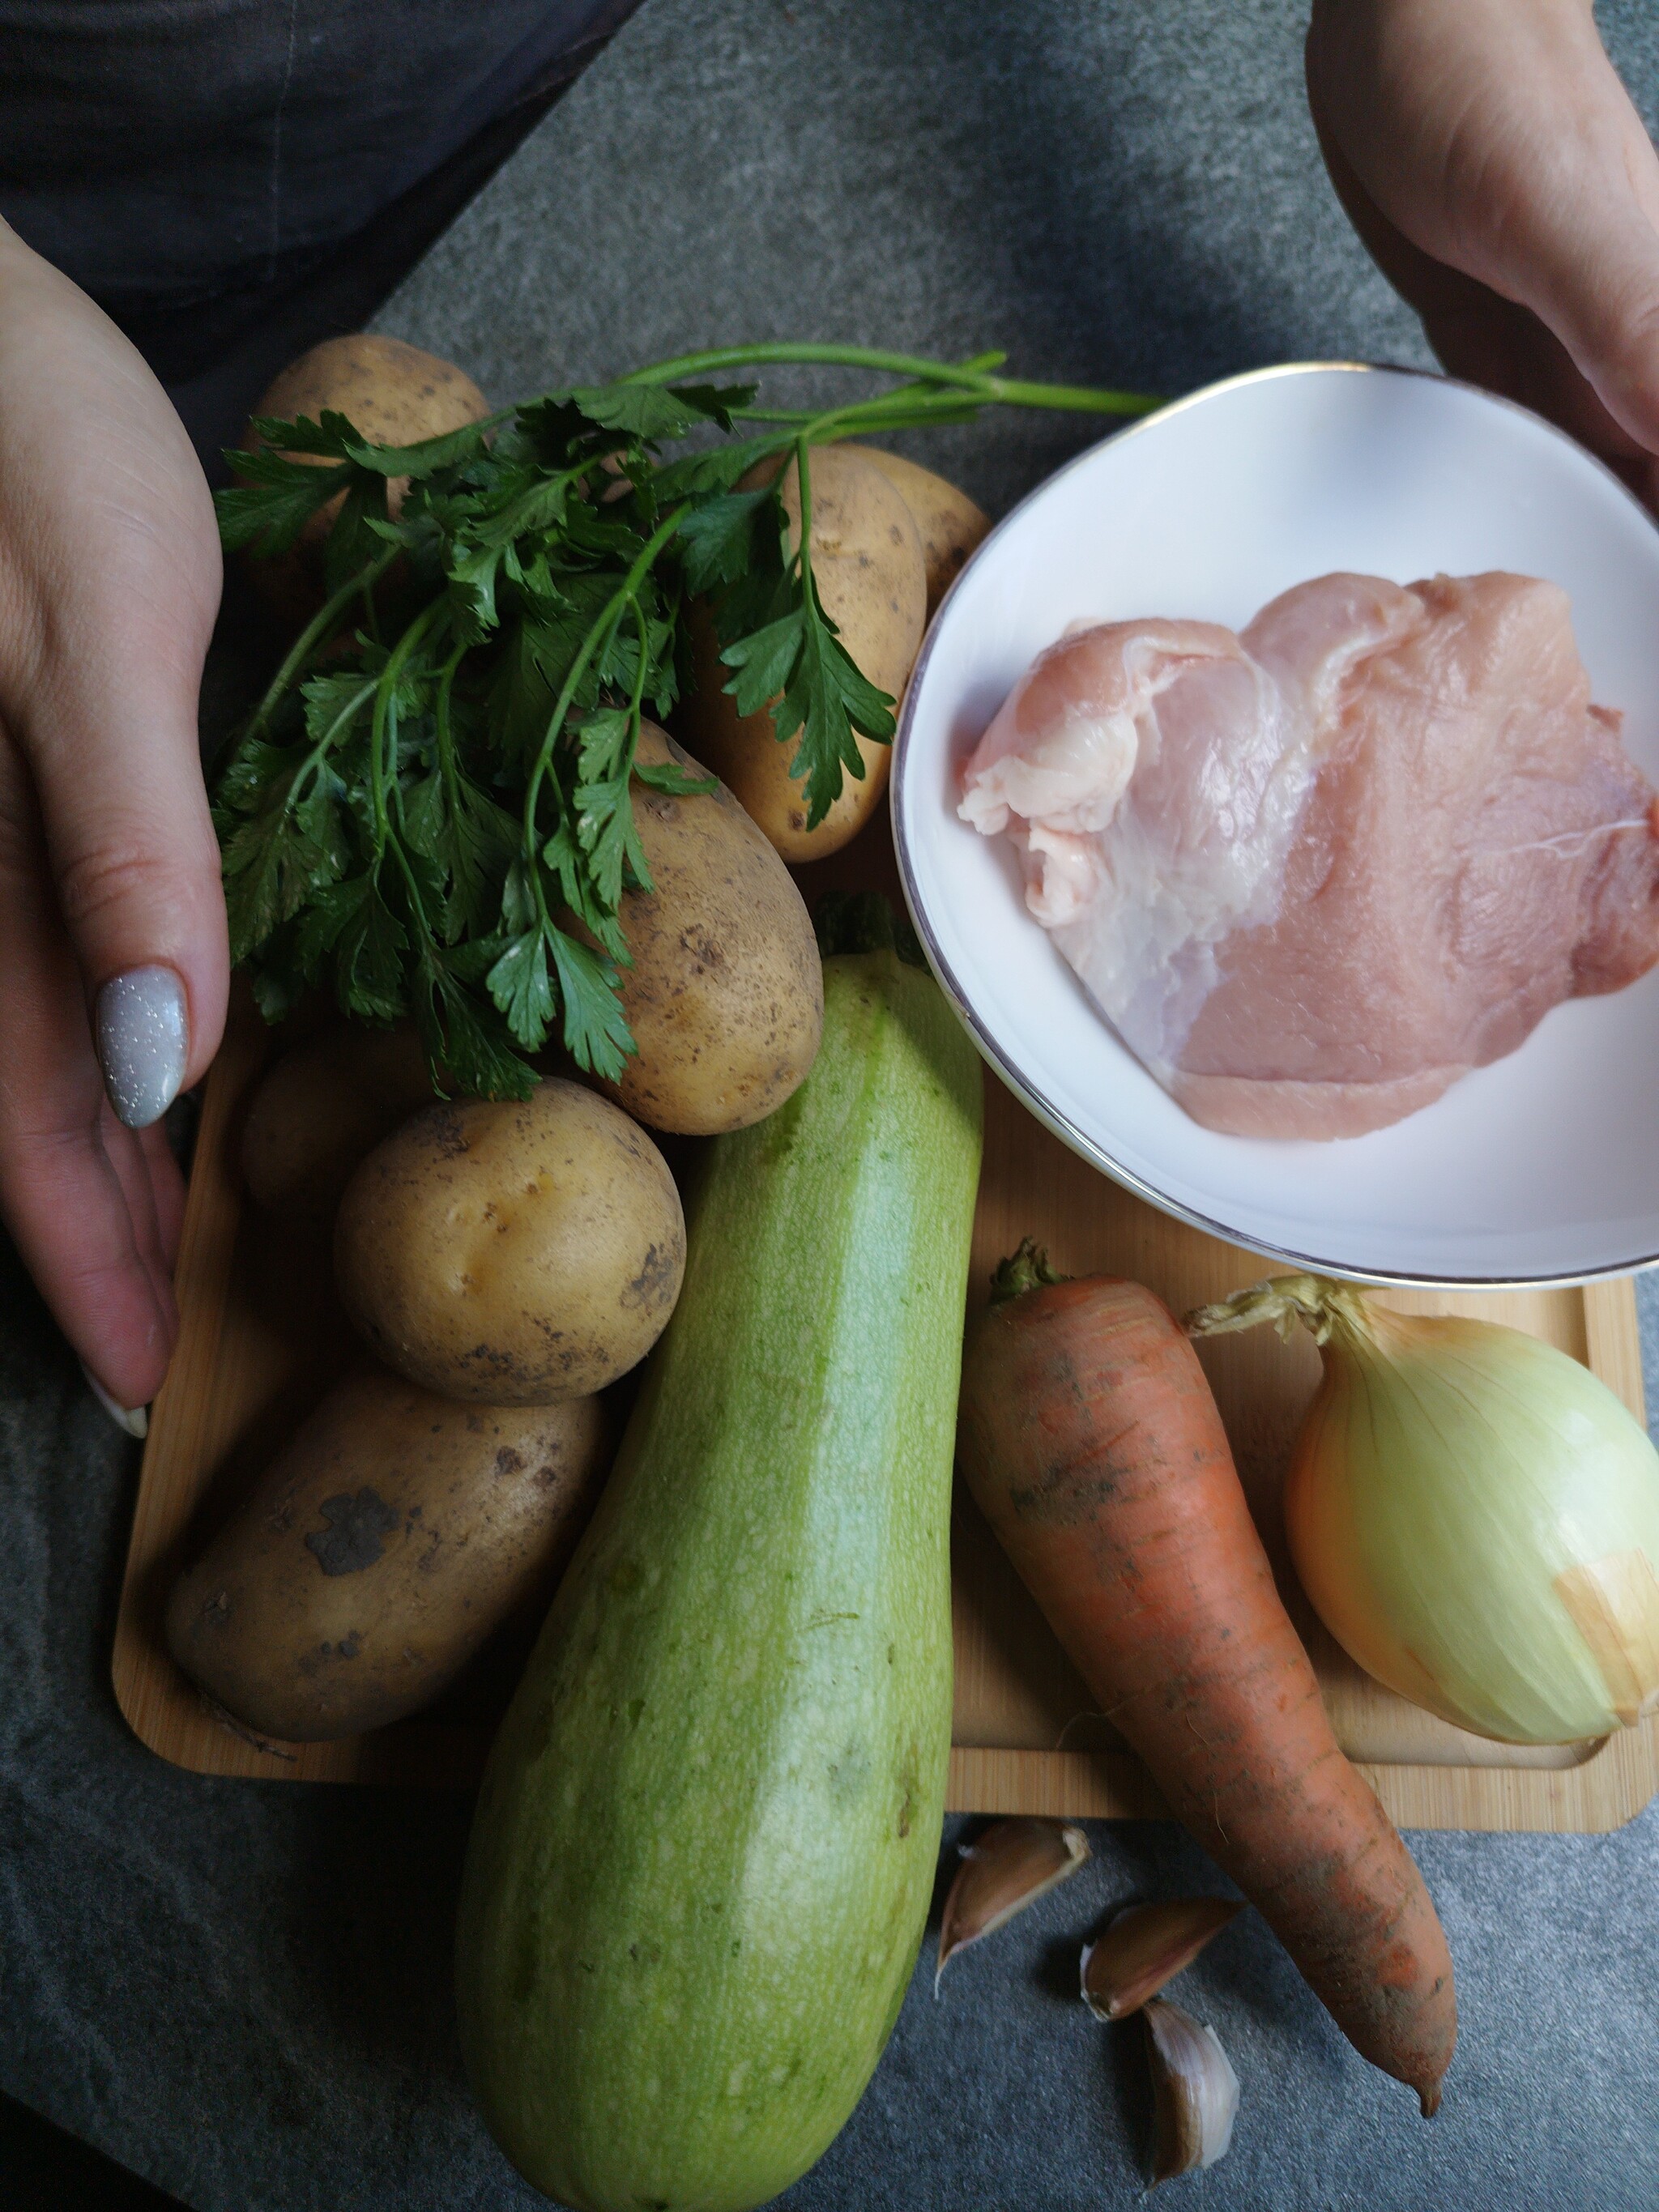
6 2 1659 2205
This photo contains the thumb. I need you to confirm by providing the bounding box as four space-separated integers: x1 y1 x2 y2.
0 239 228 1127
13 475 228 1115
1311 0 1659 459
1478 79 1659 460
23 624 228 1132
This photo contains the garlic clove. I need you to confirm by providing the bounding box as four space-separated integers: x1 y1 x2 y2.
1079 1895 1243 2021
1143 1996 1239 2184
936 1817 1090 1988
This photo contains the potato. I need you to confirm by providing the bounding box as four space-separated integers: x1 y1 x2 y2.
593 721 823 1133
164 1369 609 1741
841 445 992 616
680 445 927 861
241 1022 437 1225
334 1079 684 1401
238 334 489 624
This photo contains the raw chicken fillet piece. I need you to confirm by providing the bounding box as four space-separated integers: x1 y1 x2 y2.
959 573 1659 1139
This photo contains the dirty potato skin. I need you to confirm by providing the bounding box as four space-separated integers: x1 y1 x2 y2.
241 1022 437 1225
840 445 992 617
680 445 927 861
237 333 490 624
603 721 823 1133
334 1080 684 1402
164 1369 610 1741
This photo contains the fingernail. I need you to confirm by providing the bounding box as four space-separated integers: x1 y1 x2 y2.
96 965 188 1129
80 1358 149 1438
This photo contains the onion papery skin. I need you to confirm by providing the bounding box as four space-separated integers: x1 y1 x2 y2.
1283 1303 1659 1745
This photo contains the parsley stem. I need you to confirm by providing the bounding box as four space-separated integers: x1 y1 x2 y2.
624 590 651 735
733 352 1008 425
521 502 689 863
615 589 656 901
434 643 468 829
369 601 443 858
793 433 813 548
733 395 980 432
384 825 441 970
624 343 1006 388
770 390 989 446
621 342 1160 419
245 544 399 740
982 375 1159 416
286 676 377 814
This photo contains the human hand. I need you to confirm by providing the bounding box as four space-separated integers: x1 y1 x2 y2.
1307 0 1659 505
0 220 224 1425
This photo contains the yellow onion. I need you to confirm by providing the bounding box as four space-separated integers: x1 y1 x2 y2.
1188 1275 1659 1745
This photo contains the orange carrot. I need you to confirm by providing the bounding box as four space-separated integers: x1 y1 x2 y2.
956 1245 1456 2114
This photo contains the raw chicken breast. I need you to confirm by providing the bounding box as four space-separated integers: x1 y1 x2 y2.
960 573 1659 1139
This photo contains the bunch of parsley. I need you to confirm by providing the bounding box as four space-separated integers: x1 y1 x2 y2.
213 343 1154 1097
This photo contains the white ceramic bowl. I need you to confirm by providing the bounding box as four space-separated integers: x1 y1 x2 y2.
893 362 1659 1287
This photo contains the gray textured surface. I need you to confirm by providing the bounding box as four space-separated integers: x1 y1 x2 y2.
7 0 1659 2206
382 0 1439 518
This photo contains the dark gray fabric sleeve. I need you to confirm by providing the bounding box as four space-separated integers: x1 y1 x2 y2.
0 1 642 309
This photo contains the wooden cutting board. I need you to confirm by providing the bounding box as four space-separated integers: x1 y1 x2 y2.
111 820 1659 1832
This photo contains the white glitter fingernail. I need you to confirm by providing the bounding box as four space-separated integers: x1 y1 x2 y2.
80 1359 148 1438
96 965 188 1129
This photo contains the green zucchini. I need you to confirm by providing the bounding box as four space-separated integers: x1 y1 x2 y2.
455 937 983 2211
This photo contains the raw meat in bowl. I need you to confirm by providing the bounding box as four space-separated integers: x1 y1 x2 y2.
959 572 1659 1140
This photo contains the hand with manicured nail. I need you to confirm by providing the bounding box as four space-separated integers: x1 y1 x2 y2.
0 218 225 1421
1308 0 1659 505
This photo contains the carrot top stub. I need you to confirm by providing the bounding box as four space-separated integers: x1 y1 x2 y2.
987 1238 1071 1306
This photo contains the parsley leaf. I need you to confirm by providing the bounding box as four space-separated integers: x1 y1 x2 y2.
677 488 776 594
419 955 538 1100
215 453 349 556
715 561 897 829
401 766 519 940
654 437 785 501
218 754 352 963
539 820 627 959
486 927 555 1047
548 927 633 1080
633 758 718 797
246 409 365 458
574 769 647 910
342 417 497 478
322 475 392 599
301 670 377 751
303 873 408 1022
720 606 806 720
561 380 756 441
